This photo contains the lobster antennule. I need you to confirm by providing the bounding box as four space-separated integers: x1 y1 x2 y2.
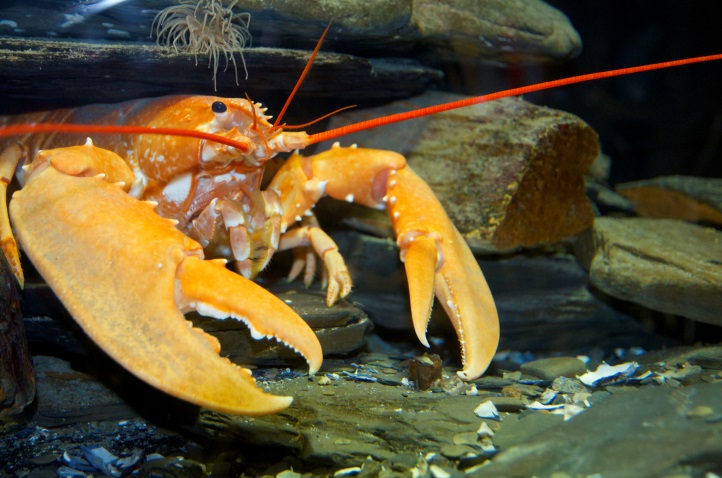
0 123 256 153
306 52 722 145
272 22 333 129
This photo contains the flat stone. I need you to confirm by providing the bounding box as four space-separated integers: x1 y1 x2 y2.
185 284 373 367
319 93 600 252
0 37 441 115
576 217 722 327
440 444 476 459
520 357 587 381
617 175 722 225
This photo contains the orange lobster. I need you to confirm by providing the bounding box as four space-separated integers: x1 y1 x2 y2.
0 37 720 415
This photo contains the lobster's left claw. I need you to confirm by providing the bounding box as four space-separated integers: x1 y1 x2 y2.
275 147 499 381
10 150 322 415
390 167 500 381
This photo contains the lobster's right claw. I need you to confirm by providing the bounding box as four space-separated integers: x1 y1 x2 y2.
10 144 322 415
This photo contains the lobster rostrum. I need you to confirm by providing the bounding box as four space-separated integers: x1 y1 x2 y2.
0 32 720 414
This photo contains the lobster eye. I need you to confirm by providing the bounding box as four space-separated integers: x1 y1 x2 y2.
212 101 228 113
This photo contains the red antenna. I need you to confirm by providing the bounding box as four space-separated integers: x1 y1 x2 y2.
1 54 721 151
272 22 333 129
0 123 254 153
306 53 722 145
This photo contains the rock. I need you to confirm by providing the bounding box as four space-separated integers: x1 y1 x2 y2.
576 217 722 327
549 376 588 394
319 93 600 252
236 0 581 62
616 175 722 225
174 284 373 368
0 253 35 417
471 382 722 477
333 231 678 354
0 1 580 63
0 37 441 115
409 354 443 390
520 357 587 381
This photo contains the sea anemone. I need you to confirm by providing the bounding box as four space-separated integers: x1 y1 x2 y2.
152 0 252 90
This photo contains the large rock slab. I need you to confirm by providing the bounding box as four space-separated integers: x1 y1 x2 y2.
475 381 722 477
0 0 581 62
319 93 600 252
0 37 441 114
617 175 722 225
577 217 722 327
237 0 581 62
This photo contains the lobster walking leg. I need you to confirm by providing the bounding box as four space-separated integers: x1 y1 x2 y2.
9 143 322 415
269 144 500 380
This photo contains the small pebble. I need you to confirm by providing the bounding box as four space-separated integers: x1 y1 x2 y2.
550 376 588 394
686 405 714 419
440 444 475 459
520 357 587 381
409 354 443 390
452 431 479 447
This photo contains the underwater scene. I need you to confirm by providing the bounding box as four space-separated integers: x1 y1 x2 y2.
0 1 721 476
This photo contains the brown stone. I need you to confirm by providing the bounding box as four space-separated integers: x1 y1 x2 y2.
576 217 722 327
319 93 600 252
409 353 443 390
616 176 722 225
0 253 35 417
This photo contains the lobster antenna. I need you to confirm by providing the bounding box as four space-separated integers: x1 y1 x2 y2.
273 22 332 129
0 124 254 152
306 53 722 145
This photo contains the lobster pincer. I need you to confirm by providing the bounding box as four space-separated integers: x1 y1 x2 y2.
269 144 500 381
5 140 322 415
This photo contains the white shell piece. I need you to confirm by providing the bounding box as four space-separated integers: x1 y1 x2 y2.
477 421 495 437
578 362 639 387
333 467 362 477
527 401 564 411
474 401 501 420
539 389 557 405
430 464 452 478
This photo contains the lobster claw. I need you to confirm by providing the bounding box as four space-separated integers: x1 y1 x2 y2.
389 166 500 381
9 144 322 415
271 146 500 381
